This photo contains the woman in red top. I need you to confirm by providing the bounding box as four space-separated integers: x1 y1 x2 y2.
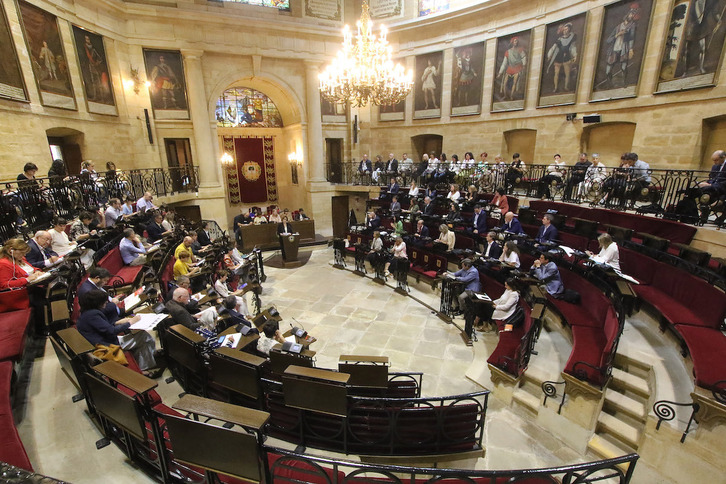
0 238 43 289
490 187 509 214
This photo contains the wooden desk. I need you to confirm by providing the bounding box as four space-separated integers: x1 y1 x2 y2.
218 326 260 350
56 328 94 355
339 355 389 364
238 220 316 251
94 360 157 394
169 324 206 344
284 365 350 384
215 347 266 366
172 394 269 430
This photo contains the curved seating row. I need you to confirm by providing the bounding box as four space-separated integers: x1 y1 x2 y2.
620 247 726 391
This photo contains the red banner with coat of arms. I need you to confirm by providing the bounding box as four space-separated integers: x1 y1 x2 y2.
222 135 277 204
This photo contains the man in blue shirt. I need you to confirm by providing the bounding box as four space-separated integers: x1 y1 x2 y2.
530 252 564 296
452 258 481 313
119 228 148 266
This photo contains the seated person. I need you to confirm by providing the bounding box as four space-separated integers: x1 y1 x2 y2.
104 198 126 227
77 289 161 377
474 278 520 332
296 208 310 220
189 232 205 257
120 228 148 266
0 238 44 289
490 188 509 214
408 181 420 198
70 211 97 243
436 224 456 251
389 195 401 218
501 211 524 235
252 209 267 224
197 221 212 246
698 150 726 197
422 196 435 216
499 240 521 268
26 230 59 269
220 295 256 333
50 217 78 257
257 321 286 356
365 211 381 231
445 202 461 226
173 250 200 278
530 252 564 297
268 207 283 224
586 233 620 270
535 214 559 245
384 236 407 277
165 287 217 331
471 204 486 235
78 267 123 322
121 196 135 216
412 219 429 241
165 276 198 313
482 231 503 259
388 177 400 195
214 270 250 317
17 162 38 182
136 192 157 212
366 231 385 270
537 154 565 199
389 216 405 236
174 236 197 261
146 212 171 243
446 183 461 202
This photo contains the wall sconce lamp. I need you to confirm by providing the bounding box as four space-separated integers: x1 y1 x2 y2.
220 152 234 167
288 152 302 185
123 66 151 95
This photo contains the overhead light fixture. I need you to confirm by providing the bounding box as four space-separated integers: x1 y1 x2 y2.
318 0 413 107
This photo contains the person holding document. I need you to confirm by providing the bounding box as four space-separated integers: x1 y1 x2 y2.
77 289 162 378
475 278 521 332
586 233 620 270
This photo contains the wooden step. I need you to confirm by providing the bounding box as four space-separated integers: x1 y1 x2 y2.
610 368 649 398
604 388 647 422
597 412 641 449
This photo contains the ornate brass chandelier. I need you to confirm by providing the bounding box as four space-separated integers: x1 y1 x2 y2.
318 0 413 107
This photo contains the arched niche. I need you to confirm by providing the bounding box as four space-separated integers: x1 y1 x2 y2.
411 134 443 162
503 129 536 163
581 122 635 166
701 115 726 170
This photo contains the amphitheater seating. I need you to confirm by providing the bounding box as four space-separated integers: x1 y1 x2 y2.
409 247 448 284
546 269 621 388
97 247 143 288
487 300 541 379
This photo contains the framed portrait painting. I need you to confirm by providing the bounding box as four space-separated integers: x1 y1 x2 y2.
451 42 484 116
591 0 655 101
17 0 76 109
378 98 405 121
538 13 587 107
491 29 531 112
656 0 726 93
414 51 443 119
0 0 28 102
71 24 116 115
321 96 346 123
143 48 189 120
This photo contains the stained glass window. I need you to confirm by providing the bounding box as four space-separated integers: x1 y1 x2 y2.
219 0 290 10
216 87 284 128
419 0 449 17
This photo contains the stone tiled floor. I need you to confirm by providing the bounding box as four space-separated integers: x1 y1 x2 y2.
16 246 681 483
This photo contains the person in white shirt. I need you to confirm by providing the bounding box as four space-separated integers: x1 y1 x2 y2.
104 198 125 227
50 217 77 256
257 321 286 356
384 236 407 277
475 278 521 332
499 240 521 268
581 153 607 198
587 233 620 270
446 184 461 202
537 154 566 199
408 181 420 198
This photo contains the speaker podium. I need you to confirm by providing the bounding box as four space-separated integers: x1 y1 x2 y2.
279 233 302 268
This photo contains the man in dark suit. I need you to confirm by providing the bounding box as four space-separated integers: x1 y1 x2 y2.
296 208 310 220
197 221 212 246
77 267 122 323
166 288 202 330
535 213 559 244
502 212 525 235
358 155 372 174
146 212 169 243
27 231 59 269
366 211 381 231
471 205 487 235
389 195 401 218
411 219 430 247
422 196 435 216
219 295 258 333
482 232 503 259
386 153 398 174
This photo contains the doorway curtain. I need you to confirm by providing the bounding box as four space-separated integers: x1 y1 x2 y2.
221 135 277 204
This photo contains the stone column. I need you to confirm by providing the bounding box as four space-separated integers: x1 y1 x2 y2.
305 61 325 182
182 49 219 188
